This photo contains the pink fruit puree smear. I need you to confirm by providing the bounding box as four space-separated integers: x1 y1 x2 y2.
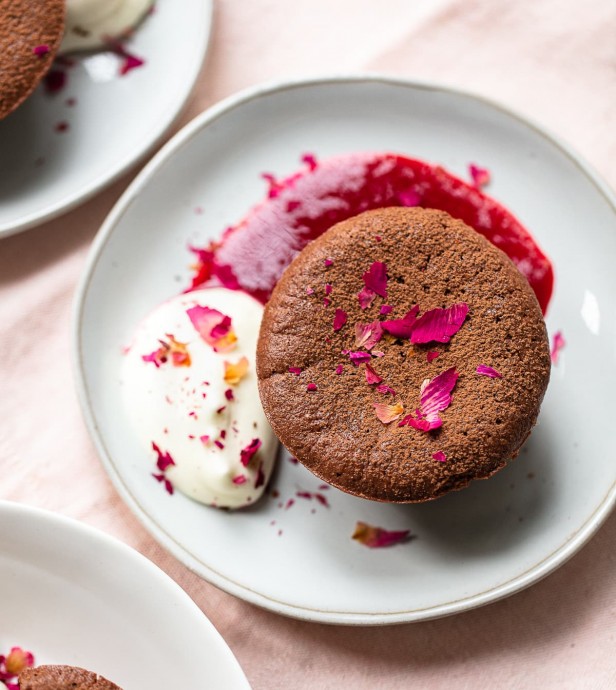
190 152 553 313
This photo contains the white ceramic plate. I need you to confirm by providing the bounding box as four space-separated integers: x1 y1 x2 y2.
74 76 616 625
0 0 212 238
0 500 250 688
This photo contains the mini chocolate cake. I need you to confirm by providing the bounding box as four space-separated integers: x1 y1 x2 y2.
0 0 65 120
256 207 551 503
19 665 122 690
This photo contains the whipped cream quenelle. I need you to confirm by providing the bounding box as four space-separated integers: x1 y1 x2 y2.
61 0 154 53
122 288 279 509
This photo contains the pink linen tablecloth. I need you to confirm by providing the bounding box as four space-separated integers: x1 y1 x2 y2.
2 1 616 687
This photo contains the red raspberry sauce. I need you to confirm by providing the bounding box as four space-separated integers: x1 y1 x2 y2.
190 153 553 313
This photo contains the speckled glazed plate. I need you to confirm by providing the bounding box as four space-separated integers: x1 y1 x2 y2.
0 501 250 687
74 77 616 625
0 0 212 238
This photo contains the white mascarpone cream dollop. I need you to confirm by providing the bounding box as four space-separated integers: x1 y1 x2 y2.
121 288 278 509
61 0 155 53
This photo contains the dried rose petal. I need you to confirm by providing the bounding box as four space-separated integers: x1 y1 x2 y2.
4 647 34 675
152 473 174 495
373 401 404 424
306 286 315 295
33 44 50 56
107 40 146 76
333 308 348 331
232 474 247 485
551 331 566 365
307 382 318 391
323 297 331 307
224 356 249 384
469 163 491 189
476 364 502 378
288 366 302 376
335 364 344 375
410 303 469 344
200 434 210 444
380 305 393 315
141 334 191 368
325 283 333 295
402 367 459 431
240 438 262 467
314 493 330 507
152 442 175 472
363 261 388 298
426 351 440 362
255 463 266 488
352 521 412 548
382 305 420 339
365 363 383 385
324 258 333 267
355 321 384 350
376 384 396 396
357 285 375 310
187 305 237 352
432 451 447 462
348 351 372 366
224 388 234 401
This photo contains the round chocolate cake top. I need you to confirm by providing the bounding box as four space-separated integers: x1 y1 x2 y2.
257 207 551 503
19 665 122 690
0 0 65 120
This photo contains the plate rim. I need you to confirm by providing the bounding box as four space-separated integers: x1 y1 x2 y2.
0 0 214 239
0 499 251 687
72 74 616 625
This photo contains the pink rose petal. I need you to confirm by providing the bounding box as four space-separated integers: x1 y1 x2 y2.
381 305 420 339
401 367 459 431
373 401 404 424
426 351 440 362
307 382 318 391
152 443 175 472
187 305 237 352
240 438 262 467
335 364 344 375
232 474 247 485
352 521 412 548
324 258 333 267
306 286 315 295
365 363 383 385
469 163 491 189
325 283 333 295
363 261 388 298
432 451 447 462
354 320 384 350
33 44 50 56
476 364 502 378
410 303 469 344
288 366 302 375
380 305 393 315
551 331 566 365
357 285 376 310
333 308 348 331
348 351 372 366
376 384 396 396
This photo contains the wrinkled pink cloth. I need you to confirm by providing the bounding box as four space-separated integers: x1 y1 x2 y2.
1 1 616 688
